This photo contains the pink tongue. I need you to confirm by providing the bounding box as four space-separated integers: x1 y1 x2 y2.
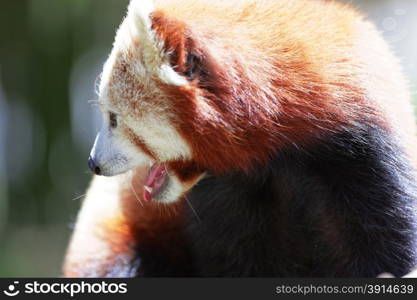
143 163 168 202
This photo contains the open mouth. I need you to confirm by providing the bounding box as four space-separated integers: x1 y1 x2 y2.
143 163 168 202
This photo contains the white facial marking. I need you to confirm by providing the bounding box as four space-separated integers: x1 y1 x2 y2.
88 0 198 204
160 175 184 203
92 0 191 171
129 114 191 162
90 127 150 176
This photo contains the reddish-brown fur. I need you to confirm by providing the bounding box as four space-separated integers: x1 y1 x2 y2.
149 1 395 174
64 0 417 277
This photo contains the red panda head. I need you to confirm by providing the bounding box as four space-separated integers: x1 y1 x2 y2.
89 0 367 203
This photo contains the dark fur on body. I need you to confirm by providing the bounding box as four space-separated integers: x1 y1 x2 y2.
134 124 417 277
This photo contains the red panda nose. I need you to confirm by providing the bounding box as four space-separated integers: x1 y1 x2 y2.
88 156 101 175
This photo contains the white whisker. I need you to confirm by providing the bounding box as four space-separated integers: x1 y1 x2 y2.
72 193 87 201
88 99 102 108
94 72 103 96
130 173 144 207
185 195 201 222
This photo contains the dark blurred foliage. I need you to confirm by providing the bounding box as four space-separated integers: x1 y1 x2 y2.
0 0 128 276
0 0 416 277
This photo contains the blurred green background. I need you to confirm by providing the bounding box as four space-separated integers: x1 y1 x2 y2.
0 0 416 277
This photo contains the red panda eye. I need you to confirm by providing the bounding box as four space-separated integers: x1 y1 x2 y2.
109 112 118 129
184 53 200 80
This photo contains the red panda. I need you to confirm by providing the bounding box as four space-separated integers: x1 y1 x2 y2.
64 0 417 277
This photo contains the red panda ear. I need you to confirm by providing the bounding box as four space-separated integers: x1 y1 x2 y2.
150 10 201 82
